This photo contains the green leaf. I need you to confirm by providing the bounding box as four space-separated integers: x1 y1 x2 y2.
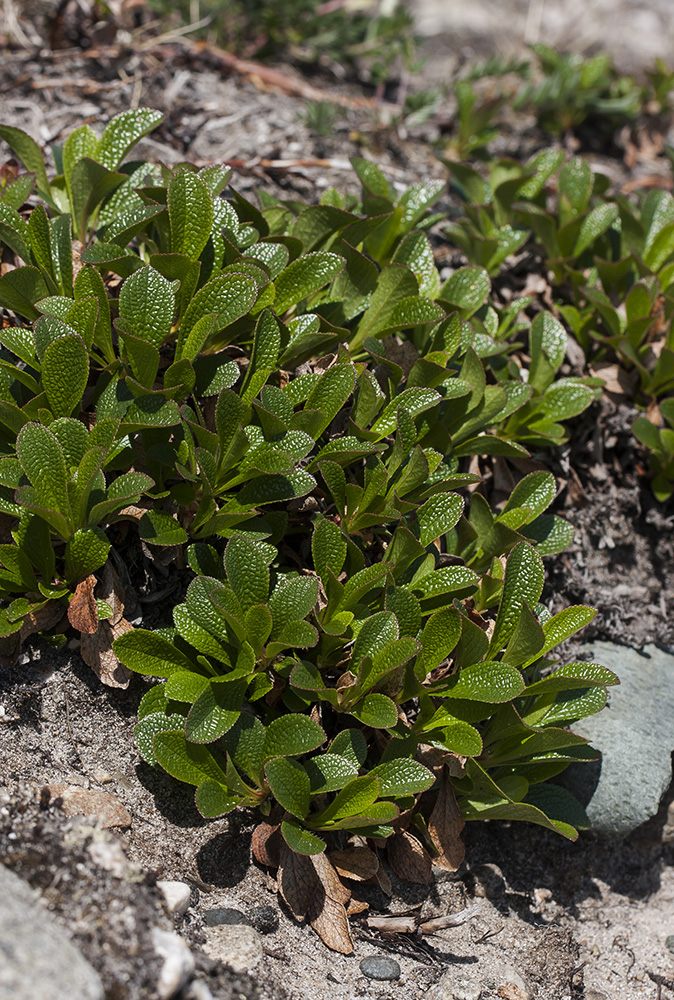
312 518 346 582
352 612 399 665
525 660 618 695
488 542 545 656
370 759 434 796
179 273 257 353
327 729 366 769
15 422 71 522
153 730 228 786
227 469 316 510
186 678 246 743
196 779 242 818
135 712 187 765
0 266 50 320
304 364 356 436
281 817 326 855
304 753 358 793
523 605 596 666
224 535 270 611
138 510 188 546
117 265 175 349
274 252 344 314
417 492 464 547
314 775 380 824
42 334 89 418
421 608 462 674
440 266 490 313
96 108 163 169
265 757 310 819
439 661 524 702
168 169 214 260
269 576 318 633
113 629 196 676
69 158 126 239
370 387 440 437
350 693 398 729
0 125 51 196
64 526 110 581
264 714 326 761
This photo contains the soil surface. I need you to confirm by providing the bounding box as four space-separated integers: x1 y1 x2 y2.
1 4 674 999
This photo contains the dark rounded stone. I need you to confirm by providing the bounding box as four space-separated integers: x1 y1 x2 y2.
203 907 251 927
666 934 674 953
360 956 401 981
247 905 279 934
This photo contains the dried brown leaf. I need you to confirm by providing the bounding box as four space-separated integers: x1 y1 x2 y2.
328 846 379 882
80 618 133 689
99 560 125 626
251 820 281 868
311 852 350 906
428 772 465 872
308 888 354 955
278 842 320 920
68 574 99 634
387 830 432 884
20 602 67 642
346 897 369 916
44 784 131 828
371 855 392 896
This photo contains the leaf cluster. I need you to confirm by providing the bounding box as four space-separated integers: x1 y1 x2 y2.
0 109 614 947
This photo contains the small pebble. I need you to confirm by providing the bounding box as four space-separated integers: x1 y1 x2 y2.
157 881 192 917
202 924 264 974
152 927 195 1000
360 956 401 981
203 907 251 927
185 981 216 1000
666 934 674 953
247 905 279 934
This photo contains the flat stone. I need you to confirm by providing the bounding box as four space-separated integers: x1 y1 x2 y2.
157 881 192 917
425 973 481 1000
202 924 264 974
152 927 195 1000
203 907 251 927
0 862 104 1000
487 963 532 999
43 784 131 829
561 643 674 838
359 956 401 981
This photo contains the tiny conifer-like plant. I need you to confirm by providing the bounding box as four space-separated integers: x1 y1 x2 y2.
0 108 619 951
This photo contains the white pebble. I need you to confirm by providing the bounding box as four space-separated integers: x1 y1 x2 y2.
156 880 192 917
152 927 195 1000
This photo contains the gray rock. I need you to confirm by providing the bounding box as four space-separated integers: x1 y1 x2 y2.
561 643 674 838
156 881 192 917
0 862 104 1000
359 956 401 981
202 924 264 974
203 906 251 927
151 927 195 1000
247 905 279 934
425 972 481 1000
488 963 532 998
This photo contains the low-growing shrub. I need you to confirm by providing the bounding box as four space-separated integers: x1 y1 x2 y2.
0 109 615 950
